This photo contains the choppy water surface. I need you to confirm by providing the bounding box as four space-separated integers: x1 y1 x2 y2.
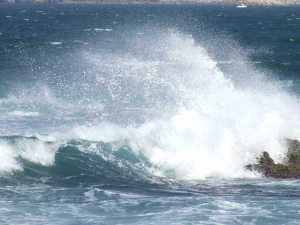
1 4 300 224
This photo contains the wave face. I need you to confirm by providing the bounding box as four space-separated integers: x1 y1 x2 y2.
1 5 300 181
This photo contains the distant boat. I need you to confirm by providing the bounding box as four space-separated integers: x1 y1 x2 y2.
237 3 247 8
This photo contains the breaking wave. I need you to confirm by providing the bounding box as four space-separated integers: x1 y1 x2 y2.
2 29 300 180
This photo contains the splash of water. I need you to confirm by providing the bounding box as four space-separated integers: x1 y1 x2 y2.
3 29 300 179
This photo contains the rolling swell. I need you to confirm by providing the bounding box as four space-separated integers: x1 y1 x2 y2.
0 136 161 188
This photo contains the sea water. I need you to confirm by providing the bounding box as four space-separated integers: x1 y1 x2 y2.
1 4 300 224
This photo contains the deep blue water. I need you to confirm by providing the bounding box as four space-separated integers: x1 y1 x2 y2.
1 4 300 224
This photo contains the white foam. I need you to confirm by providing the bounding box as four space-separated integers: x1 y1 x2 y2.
93 28 111 32
14 138 57 166
73 40 88 45
7 30 300 179
9 111 39 117
76 31 300 179
0 137 58 173
84 189 97 201
0 141 22 173
42 93 300 179
50 42 62 45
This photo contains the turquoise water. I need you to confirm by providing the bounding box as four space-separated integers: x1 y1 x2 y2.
1 4 300 224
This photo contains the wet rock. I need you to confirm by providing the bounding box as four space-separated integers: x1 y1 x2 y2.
258 151 274 165
246 139 300 178
286 139 300 164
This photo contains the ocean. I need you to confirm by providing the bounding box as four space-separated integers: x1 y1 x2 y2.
1 3 300 224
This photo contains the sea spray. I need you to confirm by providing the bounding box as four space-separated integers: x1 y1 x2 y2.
0 137 58 173
71 30 300 179
2 5 300 224
0 140 22 173
2 28 300 179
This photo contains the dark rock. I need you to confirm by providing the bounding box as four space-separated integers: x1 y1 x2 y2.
258 151 274 165
245 139 300 178
286 139 300 164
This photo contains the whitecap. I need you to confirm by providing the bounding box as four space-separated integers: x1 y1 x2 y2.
0 137 57 172
17 29 300 180
73 40 88 45
94 28 104 31
8 111 39 117
50 42 62 45
0 141 22 172
14 138 58 166
84 189 97 201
